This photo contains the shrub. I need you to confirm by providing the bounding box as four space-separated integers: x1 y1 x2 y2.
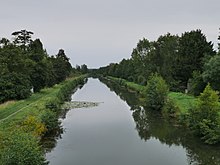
162 98 180 117
189 71 206 96
145 73 169 111
22 115 47 137
41 110 60 134
188 84 220 144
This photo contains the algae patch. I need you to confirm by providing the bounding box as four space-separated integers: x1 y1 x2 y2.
62 101 102 109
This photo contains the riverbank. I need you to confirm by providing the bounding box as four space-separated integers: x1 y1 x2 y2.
0 75 87 164
105 76 197 115
103 76 220 145
46 77 220 165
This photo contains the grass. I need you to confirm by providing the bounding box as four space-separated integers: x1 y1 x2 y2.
168 92 197 114
0 86 57 130
0 76 85 130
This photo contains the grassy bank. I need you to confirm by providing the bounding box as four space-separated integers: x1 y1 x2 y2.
0 75 86 164
0 75 86 128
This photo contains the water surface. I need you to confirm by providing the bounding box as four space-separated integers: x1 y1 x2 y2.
46 78 220 165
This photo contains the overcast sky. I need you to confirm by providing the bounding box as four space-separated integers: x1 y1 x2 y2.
1 0 219 68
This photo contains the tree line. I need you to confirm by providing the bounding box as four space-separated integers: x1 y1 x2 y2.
96 29 220 95
95 29 220 144
0 30 73 103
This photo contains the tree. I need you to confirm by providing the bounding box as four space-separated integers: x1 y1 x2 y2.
130 38 157 83
28 39 46 62
52 49 72 83
0 73 31 103
81 64 88 74
218 28 220 53
154 33 179 87
12 29 34 49
145 73 169 111
188 84 220 144
30 59 51 92
203 55 220 91
189 71 206 96
176 29 215 88
0 38 10 47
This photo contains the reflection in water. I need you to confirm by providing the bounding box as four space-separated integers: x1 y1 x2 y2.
101 77 220 165
42 79 88 153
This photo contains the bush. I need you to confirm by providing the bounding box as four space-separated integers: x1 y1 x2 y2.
162 98 180 117
45 98 61 112
21 115 47 137
188 84 220 144
41 110 60 134
145 73 169 111
189 71 206 96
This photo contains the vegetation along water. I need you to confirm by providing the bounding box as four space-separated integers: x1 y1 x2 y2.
1 28 220 164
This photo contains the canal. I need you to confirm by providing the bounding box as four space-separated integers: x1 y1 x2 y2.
46 78 220 165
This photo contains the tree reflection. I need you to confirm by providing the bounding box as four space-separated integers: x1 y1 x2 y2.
100 77 220 165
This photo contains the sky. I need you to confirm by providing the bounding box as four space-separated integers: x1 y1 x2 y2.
0 0 219 68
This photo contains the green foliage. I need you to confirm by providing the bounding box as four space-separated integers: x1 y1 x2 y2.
12 29 34 49
0 76 86 164
176 29 215 87
81 64 88 74
145 74 169 111
0 72 31 103
0 31 73 103
22 115 47 137
203 55 220 91
189 71 206 96
162 98 180 117
0 131 47 165
188 84 220 144
41 110 59 134
96 29 216 92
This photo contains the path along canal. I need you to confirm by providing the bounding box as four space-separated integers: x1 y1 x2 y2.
46 78 220 165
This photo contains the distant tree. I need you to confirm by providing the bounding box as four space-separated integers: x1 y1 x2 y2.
28 39 46 62
52 49 72 83
131 38 156 83
81 64 88 74
76 65 81 72
0 38 10 47
57 49 69 62
176 29 215 88
12 29 34 50
218 28 220 53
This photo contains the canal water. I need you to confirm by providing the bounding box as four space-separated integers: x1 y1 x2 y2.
46 78 220 165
